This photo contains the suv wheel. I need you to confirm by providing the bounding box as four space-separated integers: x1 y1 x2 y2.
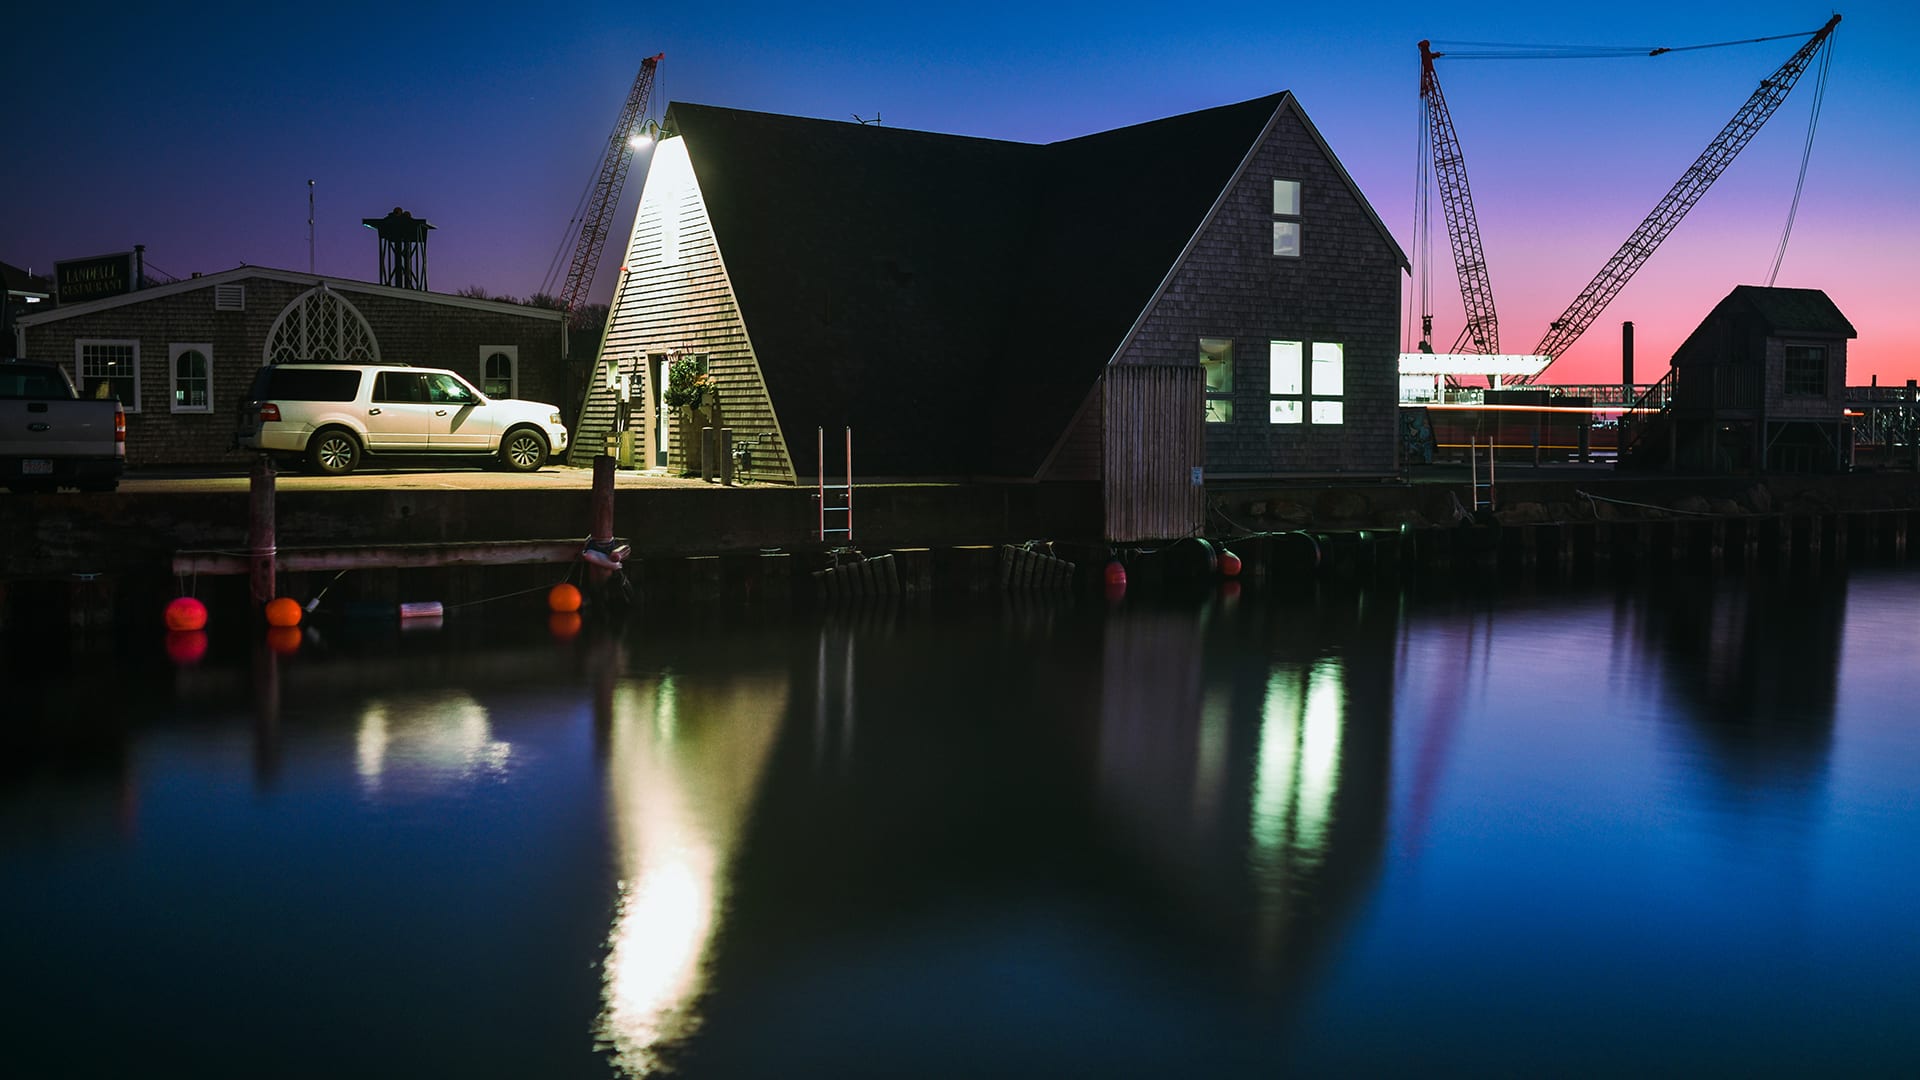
307 428 362 475
500 427 548 472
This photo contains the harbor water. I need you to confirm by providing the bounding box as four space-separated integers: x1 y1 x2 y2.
4 568 1918 1076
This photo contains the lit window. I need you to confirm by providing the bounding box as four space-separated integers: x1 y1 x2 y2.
1201 338 1234 423
481 346 518 397
1311 342 1345 425
77 339 139 411
1269 340 1303 424
1272 340 1344 424
170 343 212 413
1272 179 1302 258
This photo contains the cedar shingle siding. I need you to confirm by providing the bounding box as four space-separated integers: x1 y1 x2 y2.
17 270 566 468
1114 104 1403 479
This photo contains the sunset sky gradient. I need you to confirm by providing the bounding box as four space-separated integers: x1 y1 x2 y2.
9 1 1914 385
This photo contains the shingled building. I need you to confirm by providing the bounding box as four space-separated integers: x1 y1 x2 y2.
582 93 1406 541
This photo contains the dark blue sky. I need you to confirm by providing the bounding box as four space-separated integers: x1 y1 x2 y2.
9 1 1914 382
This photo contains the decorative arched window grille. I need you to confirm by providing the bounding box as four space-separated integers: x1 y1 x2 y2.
263 286 379 365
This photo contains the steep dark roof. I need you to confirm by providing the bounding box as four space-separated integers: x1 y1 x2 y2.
1722 285 1857 337
669 95 1287 478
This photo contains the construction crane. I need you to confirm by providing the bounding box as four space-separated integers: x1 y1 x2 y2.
1417 16 1841 383
1417 38 1499 357
551 53 664 324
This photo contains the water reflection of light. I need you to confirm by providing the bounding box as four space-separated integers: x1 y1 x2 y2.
598 672 787 1076
1251 659 1346 870
353 695 510 792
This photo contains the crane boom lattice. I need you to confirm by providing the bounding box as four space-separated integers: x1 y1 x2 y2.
558 53 663 323
1519 15 1840 380
1420 39 1500 356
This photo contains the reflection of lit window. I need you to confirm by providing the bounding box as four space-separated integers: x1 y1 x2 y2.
1251 659 1345 867
1201 337 1234 423
353 695 510 792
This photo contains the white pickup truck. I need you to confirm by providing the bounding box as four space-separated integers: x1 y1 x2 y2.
0 359 126 493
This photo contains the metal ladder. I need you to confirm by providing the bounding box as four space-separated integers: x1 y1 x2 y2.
1469 436 1496 513
816 426 853 543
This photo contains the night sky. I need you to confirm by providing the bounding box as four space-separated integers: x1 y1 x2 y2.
9 1 1914 385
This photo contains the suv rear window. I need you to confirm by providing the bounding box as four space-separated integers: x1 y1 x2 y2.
248 367 363 402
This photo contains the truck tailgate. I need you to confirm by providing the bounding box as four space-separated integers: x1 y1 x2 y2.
1 401 123 458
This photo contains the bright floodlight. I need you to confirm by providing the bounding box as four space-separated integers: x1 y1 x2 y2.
628 131 652 150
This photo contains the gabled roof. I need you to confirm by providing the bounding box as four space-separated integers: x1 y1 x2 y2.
13 265 565 327
1720 285 1857 338
1673 285 1856 364
668 93 1384 478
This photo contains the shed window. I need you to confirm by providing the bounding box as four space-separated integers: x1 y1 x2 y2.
1784 344 1827 397
1201 338 1234 423
77 339 140 412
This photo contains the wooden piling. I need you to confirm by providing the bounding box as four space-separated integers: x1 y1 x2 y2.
248 456 276 608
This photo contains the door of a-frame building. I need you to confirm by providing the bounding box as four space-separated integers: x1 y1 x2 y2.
655 355 670 467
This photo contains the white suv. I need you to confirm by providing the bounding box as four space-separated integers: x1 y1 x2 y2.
235 362 570 475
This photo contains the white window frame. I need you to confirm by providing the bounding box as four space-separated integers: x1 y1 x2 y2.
480 345 519 398
170 342 214 414
1311 342 1345 425
76 338 141 413
1270 340 1304 424
1271 339 1344 424
1272 179 1303 258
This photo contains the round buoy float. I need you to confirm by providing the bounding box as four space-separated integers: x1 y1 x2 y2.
549 612 583 641
165 596 208 632
548 582 583 613
264 596 303 628
1219 549 1242 578
265 626 303 655
165 629 208 665
1104 561 1127 588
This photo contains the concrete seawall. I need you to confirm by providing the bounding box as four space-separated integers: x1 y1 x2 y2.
6 469 1918 634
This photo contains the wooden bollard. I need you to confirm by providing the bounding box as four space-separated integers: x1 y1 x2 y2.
249 455 276 608
587 455 616 585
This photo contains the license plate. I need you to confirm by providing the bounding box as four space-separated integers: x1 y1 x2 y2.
22 459 52 475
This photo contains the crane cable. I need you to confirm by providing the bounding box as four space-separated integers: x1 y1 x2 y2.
1427 27 1823 61
1768 33 1833 286
1410 93 1434 355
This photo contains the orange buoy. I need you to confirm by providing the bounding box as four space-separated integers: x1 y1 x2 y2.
165 596 208 632
1103 561 1127 588
548 582 583 613
1219 550 1242 577
264 596 303 628
265 626 303 655
165 629 208 665
548 612 582 640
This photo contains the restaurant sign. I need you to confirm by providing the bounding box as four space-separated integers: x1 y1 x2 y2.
55 252 136 303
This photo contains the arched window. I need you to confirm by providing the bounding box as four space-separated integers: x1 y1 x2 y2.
171 344 212 413
263 286 379 365
482 348 517 397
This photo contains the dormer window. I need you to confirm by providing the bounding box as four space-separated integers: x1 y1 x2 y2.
1272 179 1302 258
